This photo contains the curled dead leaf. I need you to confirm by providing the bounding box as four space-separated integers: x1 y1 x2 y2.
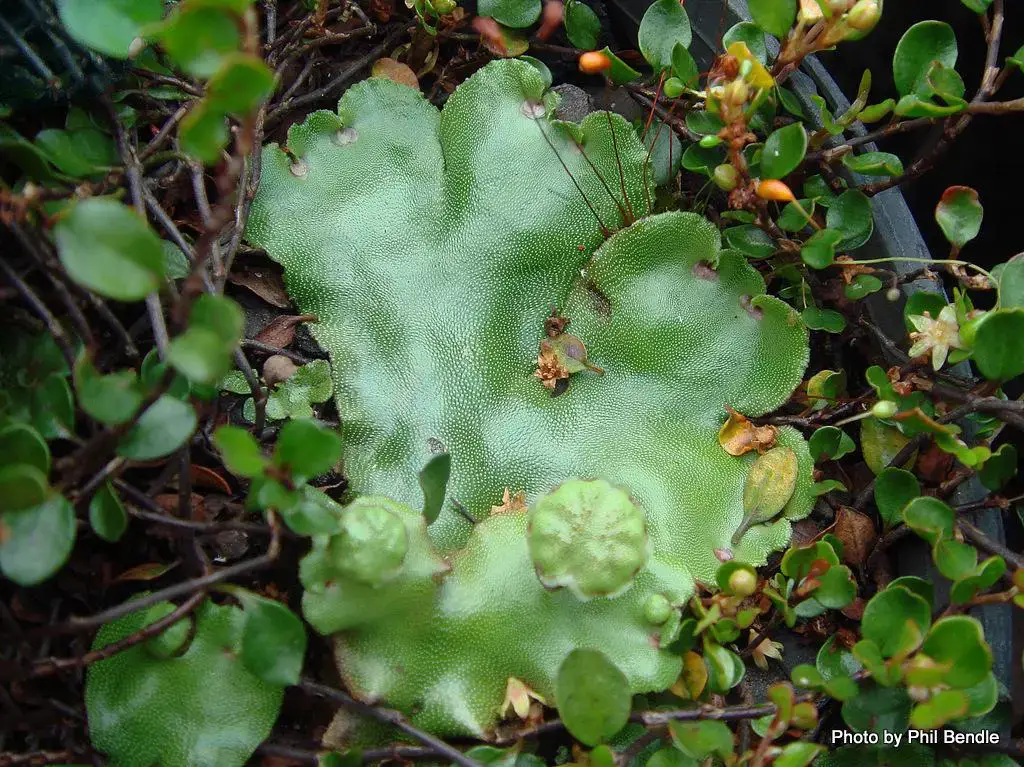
113 561 180 583
718 406 778 456
371 57 420 89
263 355 299 388
491 488 527 515
830 506 876 567
189 464 233 494
229 268 291 308
670 651 708 699
254 313 318 350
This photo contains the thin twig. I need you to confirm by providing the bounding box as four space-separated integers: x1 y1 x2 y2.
298 680 485 767
25 591 206 681
35 512 280 637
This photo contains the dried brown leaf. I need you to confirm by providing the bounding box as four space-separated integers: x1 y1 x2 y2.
718 406 778 456
371 58 420 89
229 268 292 308
254 314 317 349
490 488 527 515
831 505 877 567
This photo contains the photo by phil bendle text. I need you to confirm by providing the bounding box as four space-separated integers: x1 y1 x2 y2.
831 730 1002 747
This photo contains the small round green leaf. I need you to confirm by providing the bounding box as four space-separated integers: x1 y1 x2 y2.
873 467 920 529
638 0 692 72
89 482 128 543
723 224 776 259
75 356 144 426
902 496 954 544
862 584 931 658
54 198 166 302
920 615 991 689
564 1 600 50
800 228 841 269
935 186 982 249
57 0 163 58
761 122 807 180
844 274 883 300
801 307 845 333
168 295 244 385
273 419 342 482
180 103 229 164
841 685 911 734
826 190 874 250
808 426 854 463
0 424 50 476
748 0 796 38
972 308 1024 381
893 21 958 97
207 55 276 116
231 588 308 687
214 426 267 478
0 464 49 513
723 22 767 63
478 0 541 27
979 443 1017 490
668 720 734 759
159 6 241 78
555 648 631 746
0 494 76 586
117 396 197 461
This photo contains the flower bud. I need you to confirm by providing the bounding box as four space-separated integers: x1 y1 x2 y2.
846 0 881 31
663 77 686 99
713 164 740 191
699 134 722 149
728 568 758 597
871 400 899 419
578 51 612 74
886 287 900 301
643 594 673 625
724 79 750 106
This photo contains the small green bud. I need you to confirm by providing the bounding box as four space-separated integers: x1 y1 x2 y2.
430 0 457 13
528 479 648 600
886 287 900 302
329 497 409 586
846 0 881 31
643 594 673 625
871 400 899 419
724 80 749 106
727 568 758 597
142 602 193 659
738 59 754 80
713 164 740 191
699 134 723 149
663 77 686 99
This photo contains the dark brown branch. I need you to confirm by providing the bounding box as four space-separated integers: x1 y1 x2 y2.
34 512 280 637
24 591 206 681
298 680 484 767
959 519 1024 570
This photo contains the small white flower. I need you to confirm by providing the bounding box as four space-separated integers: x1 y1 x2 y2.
908 306 963 371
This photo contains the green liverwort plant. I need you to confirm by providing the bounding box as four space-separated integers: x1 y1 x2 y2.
244 58 814 736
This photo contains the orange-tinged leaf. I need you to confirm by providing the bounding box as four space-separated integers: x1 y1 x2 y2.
718 406 778 456
371 58 420 89
670 651 708 699
114 561 179 583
